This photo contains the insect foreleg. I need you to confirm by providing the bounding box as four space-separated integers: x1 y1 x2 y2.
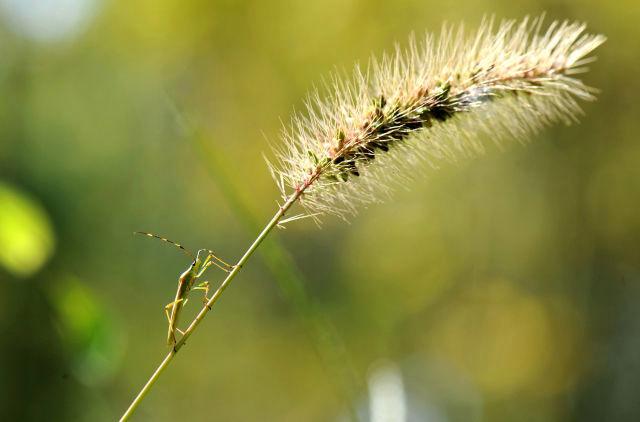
208 251 234 272
198 251 234 273
208 260 232 273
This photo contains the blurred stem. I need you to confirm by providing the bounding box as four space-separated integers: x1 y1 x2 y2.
120 190 302 421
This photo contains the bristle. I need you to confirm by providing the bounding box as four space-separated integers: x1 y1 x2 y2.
272 16 605 218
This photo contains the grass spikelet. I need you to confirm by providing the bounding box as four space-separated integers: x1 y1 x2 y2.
272 16 606 218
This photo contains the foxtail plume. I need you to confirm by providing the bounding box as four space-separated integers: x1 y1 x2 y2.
271 16 605 218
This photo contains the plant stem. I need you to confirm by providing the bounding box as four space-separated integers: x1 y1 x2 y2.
120 189 303 421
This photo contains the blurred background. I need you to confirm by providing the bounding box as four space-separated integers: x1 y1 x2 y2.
0 0 638 420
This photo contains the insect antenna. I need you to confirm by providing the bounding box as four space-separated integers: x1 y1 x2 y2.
134 231 194 260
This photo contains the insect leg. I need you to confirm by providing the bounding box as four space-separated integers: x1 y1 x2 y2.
203 251 234 273
164 298 183 323
164 306 171 324
208 251 234 271
192 281 211 302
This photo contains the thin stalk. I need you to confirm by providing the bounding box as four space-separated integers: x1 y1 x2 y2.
120 189 303 421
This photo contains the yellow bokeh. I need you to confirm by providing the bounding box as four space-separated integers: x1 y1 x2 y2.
0 182 55 278
423 280 586 398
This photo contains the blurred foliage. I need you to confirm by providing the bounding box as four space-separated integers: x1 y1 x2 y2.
0 0 639 421
48 276 123 387
0 182 54 277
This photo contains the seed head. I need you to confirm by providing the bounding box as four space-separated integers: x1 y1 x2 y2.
270 16 605 219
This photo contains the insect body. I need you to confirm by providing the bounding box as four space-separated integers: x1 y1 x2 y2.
135 232 233 347
165 249 232 346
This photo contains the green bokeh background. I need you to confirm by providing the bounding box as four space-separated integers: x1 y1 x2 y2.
1 0 638 420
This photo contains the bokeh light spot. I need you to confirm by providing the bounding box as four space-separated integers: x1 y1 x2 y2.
425 280 565 398
49 276 123 386
0 0 101 43
0 182 55 278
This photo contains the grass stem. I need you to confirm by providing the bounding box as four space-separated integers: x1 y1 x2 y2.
120 189 303 421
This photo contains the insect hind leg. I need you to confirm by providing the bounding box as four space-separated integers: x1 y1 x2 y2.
164 298 184 323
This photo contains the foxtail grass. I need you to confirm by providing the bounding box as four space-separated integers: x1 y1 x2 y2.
121 16 604 421
271 16 605 218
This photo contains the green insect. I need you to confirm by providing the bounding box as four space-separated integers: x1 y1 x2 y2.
135 232 233 347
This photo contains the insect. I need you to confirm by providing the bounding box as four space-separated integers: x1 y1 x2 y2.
135 232 234 347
